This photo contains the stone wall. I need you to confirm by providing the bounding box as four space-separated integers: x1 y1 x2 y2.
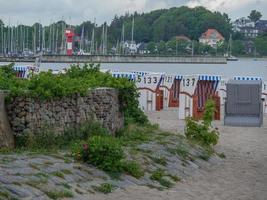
5 88 124 136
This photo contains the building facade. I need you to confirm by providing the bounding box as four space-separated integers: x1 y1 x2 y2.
199 29 225 48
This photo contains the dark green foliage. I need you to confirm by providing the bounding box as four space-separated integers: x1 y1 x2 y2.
0 6 232 55
150 156 167 166
61 121 109 145
45 190 73 200
150 169 173 188
15 128 58 150
0 63 147 125
248 10 262 22
176 145 189 160
121 160 144 178
217 152 226 159
185 99 219 146
83 136 124 172
93 183 114 194
118 123 158 145
254 34 267 56
231 40 245 56
15 120 110 151
150 169 164 181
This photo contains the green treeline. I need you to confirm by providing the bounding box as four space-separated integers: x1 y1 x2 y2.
0 6 266 56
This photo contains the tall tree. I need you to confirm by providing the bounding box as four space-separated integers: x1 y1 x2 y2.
248 10 262 22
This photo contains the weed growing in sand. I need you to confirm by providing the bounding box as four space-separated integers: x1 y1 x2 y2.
121 160 144 179
150 169 174 188
185 100 219 147
45 189 73 199
217 152 226 159
93 183 114 194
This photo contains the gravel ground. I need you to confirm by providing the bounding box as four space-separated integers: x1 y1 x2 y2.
0 110 266 200
93 110 267 200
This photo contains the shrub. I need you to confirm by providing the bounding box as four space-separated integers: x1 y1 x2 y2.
15 128 58 150
60 121 109 146
93 183 114 194
70 140 89 161
118 123 158 145
185 99 219 146
176 145 189 160
150 169 173 188
86 136 124 172
121 160 144 179
0 63 148 125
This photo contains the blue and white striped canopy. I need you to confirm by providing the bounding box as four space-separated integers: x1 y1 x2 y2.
175 75 183 80
234 76 262 81
112 73 136 80
133 71 149 77
13 66 28 72
198 75 221 81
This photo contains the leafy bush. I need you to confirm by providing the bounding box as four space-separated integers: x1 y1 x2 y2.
14 119 110 152
150 169 165 181
185 99 219 146
121 160 144 179
150 169 173 188
70 140 88 161
0 63 148 124
60 121 109 146
93 183 114 194
15 128 58 150
76 136 124 172
118 123 158 145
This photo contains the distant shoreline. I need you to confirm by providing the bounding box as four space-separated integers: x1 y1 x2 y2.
0 55 227 64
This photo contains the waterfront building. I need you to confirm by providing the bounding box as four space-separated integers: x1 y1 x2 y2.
199 29 225 48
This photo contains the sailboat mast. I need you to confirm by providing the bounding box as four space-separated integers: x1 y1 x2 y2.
121 23 125 55
38 22 41 52
42 27 45 53
90 24 95 54
105 25 108 54
55 26 58 54
229 34 232 56
101 24 105 54
131 16 134 45
80 26 84 52
0 24 3 54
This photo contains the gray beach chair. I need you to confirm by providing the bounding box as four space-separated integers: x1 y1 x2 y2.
224 80 263 127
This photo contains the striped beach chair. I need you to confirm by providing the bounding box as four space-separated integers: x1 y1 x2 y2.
193 75 221 120
13 66 28 78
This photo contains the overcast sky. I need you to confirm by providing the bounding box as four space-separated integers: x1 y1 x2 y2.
0 0 266 25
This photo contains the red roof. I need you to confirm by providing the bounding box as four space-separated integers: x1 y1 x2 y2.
175 35 191 41
200 29 224 40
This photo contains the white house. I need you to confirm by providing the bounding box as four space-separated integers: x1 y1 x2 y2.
199 29 225 48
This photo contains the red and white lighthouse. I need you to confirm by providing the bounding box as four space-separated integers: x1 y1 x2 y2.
65 29 75 56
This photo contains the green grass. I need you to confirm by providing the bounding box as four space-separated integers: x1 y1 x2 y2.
176 145 189 160
121 160 144 179
93 183 114 194
168 174 181 182
34 172 49 178
51 171 65 179
150 156 167 166
61 183 72 189
150 169 174 188
217 152 226 159
45 189 73 200
150 169 165 181
61 169 72 175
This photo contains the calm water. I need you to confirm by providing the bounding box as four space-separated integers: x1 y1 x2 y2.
1 58 267 80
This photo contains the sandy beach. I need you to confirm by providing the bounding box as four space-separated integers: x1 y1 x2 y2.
93 110 267 200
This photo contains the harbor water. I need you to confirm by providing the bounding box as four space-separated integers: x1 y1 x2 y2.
1 58 267 80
